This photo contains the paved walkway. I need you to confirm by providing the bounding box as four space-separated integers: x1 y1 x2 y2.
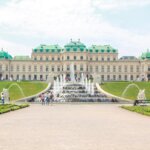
0 104 150 150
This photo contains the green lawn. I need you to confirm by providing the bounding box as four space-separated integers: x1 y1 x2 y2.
101 82 150 100
122 106 150 116
0 81 48 100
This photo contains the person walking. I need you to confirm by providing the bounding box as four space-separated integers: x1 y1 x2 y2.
50 92 54 105
1 92 5 105
46 92 50 105
41 93 45 105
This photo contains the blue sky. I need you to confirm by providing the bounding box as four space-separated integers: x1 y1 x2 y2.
0 0 150 57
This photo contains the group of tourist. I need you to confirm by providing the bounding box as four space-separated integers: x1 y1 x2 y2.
39 91 54 105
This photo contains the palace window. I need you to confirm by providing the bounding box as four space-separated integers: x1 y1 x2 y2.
96 57 98 61
80 65 83 71
101 75 104 81
130 75 133 80
90 57 92 61
22 75 26 80
102 57 104 61
34 66 37 72
80 56 83 60
90 66 93 72
28 66 31 72
107 66 110 72
29 75 31 80
124 65 127 72
118 66 121 72
46 66 49 72
107 75 110 81
17 65 20 71
95 66 98 72
101 66 104 72
34 57 37 61
52 57 54 61
40 57 43 61
23 66 25 72
107 57 110 61
74 56 77 60
148 66 150 71
130 65 133 72
67 65 70 71
52 66 54 72
119 75 121 80
57 66 60 72
46 57 49 61
113 66 116 72
16 74 19 80
113 75 116 80
6 65 8 71
40 66 43 72
136 66 140 72
34 75 37 80
58 57 60 61
11 66 13 71
125 75 128 81
74 65 77 71
67 56 70 60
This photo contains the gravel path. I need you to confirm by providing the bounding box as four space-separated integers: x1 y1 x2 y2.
0 104 150 150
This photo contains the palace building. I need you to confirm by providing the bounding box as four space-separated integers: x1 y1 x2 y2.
0 39 150 82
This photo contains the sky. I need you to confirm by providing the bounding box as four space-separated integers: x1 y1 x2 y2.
0 0 150 57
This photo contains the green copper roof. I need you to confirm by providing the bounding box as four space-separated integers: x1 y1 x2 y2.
141 50 150 60
33 44 62 53
0 50 12 60
89 45 118 53
14 56 31 60
64 40 87 52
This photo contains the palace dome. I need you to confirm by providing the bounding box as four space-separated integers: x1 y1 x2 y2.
0 49 12 60
64 39 87 52
141 50 150 60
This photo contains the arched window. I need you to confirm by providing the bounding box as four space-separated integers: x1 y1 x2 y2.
113 75 116 81
22 75 26 80
16 74 19 80
119 75 121 80
125 75 127 81
29 75 31 80
6 74 8 80
80 56 83 60
130 75 133 80
107 75 110 81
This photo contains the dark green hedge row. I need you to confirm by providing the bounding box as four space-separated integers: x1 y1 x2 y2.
0 103 29 114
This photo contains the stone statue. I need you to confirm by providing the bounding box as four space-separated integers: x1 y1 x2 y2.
137 89 146 100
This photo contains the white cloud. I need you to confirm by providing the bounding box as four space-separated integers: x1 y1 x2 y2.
0 0 149 57
92 0 150 10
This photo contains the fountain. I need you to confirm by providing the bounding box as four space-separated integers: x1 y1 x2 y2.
7 83 25 97
70 63 75 82
50 70 115 102
121 83 140 97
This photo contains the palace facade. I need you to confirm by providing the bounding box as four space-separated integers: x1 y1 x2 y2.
0 39 150 82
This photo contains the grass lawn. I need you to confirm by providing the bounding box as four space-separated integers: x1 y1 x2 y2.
0 103 29 114
122 106 150 116
0 81 48 100
101 82 150 100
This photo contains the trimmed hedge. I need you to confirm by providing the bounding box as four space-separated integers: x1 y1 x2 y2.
0 103 29 114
